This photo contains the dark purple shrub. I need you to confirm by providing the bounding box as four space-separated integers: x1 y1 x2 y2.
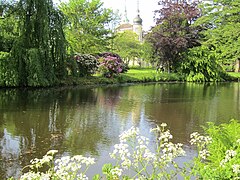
74 53 99 77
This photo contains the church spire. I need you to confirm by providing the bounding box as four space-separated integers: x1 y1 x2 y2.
123 0 129 23
133 0 142 26
133 0 143 41
137 0 140 15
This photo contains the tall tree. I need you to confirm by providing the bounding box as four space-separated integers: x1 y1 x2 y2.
146 0 201 72
113 30 141 63
113 31 154 66
60 0 114 54
0 0 67 87
195 0 240 72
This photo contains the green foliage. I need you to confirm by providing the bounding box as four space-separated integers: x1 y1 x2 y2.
0 52 18 86
60 0 114 54
102 163 114 179
66 55 78 77
228 72 240 79
25 48 49 87
140 41 155 64
191 120 240 179
176 0 240 81
0 0 68 87
195 0 240 71
0 10 19 52
113 31 154 65
113 31 141 61
180 46 228 82
147 0 201 72
74 54 99 77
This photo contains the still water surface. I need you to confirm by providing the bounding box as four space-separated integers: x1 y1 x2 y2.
0 82 239 179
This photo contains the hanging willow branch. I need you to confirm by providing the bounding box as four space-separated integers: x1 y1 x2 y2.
8 0 67 87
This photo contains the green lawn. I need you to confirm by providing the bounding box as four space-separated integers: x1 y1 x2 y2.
124 68 156 79
228 72 240 78
62 68 183 86
62 69 239 87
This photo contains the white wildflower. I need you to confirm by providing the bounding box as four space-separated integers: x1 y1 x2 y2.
119 127 139 143
160 142 185 162
110 167 123 177
110 143 131 163
160 123 167 128
143 149 156 161
72 155 84 161
190 132 212 146
158 130 173 142
30 158 40 164
232 164 240 174
137 135 149 145
20 172 50 180
237 139 240 144
199 149 210 160
220 150 237 167
220 159 227 167
121 158 132 169
53 154 94 179
77 173 89 180
85 157 95 165
226 150 237 158
150 125 161 133
46 150 58 156
41 155 53 163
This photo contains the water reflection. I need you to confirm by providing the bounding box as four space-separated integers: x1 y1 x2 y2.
0 83 239 179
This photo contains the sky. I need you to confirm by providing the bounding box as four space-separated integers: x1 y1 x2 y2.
54 0 160 31
102 0 159 31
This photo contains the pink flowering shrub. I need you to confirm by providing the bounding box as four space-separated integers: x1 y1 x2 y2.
97 52 128 78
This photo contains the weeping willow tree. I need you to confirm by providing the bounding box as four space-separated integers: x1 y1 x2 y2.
3 0 67 87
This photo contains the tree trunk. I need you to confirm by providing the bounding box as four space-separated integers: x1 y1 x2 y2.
235 59 240 72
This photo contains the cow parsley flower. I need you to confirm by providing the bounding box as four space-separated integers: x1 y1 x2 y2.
220 150 237 167
232 164 240 174
110 167 123 177
199 149 210 160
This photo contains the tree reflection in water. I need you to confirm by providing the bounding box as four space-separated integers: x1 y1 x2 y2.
0 83 239 179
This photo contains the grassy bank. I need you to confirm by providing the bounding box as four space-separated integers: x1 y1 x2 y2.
228 72 240 79
60 68 240 87
60 68 184 86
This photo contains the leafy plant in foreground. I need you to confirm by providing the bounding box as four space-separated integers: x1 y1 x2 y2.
190 119 240 179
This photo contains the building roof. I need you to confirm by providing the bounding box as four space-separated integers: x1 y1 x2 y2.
116 23 133 31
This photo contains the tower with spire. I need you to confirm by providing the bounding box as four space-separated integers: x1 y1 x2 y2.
123 0 129 23
133 0 143 42
116 0 143 42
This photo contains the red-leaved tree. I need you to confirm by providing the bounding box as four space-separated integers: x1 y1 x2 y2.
146 0 202 72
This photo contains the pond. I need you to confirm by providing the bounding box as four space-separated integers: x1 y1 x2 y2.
0 82 239 179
